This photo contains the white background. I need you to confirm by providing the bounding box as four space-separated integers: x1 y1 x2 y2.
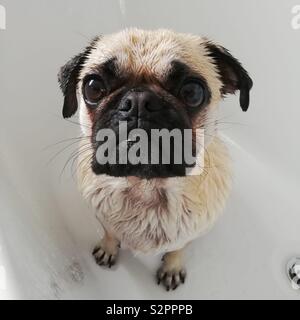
0 0 299 299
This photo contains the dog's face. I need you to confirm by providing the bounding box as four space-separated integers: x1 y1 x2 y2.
58 29 252 179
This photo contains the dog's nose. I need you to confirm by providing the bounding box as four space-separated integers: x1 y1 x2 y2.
120 90 163 113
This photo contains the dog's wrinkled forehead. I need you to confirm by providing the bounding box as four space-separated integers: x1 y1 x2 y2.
58 28 253 120
79 29 221 92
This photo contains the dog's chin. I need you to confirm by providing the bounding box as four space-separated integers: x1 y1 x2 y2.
91 161 187 179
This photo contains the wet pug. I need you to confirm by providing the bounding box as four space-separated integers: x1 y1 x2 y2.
58 28 252 291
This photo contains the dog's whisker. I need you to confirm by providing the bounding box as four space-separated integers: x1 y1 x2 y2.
43 136 91 151
64 118 92 129
46 140 92 167
74 153 94 179
59 145 94 180
70 147 94 177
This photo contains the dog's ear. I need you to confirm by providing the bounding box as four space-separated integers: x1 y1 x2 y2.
205 42 253 111
58 37 99 118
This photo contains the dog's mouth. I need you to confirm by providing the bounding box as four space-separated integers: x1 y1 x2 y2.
90 120 200 179
89 88 201 179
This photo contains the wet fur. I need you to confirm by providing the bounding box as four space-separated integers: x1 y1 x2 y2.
58 28 252 255
78 135 231 254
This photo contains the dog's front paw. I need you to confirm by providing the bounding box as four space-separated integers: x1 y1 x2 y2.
92 236 120 268
156 251 186 291
156 267 186 291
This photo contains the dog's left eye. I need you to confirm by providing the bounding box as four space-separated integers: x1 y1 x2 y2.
180 81 205 107
83 76 106 106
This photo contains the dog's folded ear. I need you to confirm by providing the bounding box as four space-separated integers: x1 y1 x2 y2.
205 42 253 111
58 37 99 118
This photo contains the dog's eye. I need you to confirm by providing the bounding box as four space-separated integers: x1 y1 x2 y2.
180 81 205 107
83 76 106 106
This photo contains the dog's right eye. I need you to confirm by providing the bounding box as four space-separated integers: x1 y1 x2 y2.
83 76 106 107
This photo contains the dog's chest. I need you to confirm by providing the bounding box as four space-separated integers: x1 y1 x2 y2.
85 177 212 254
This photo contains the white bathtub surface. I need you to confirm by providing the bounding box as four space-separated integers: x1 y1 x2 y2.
0 0 299 299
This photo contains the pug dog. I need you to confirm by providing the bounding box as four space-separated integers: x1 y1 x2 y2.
58 28 252 291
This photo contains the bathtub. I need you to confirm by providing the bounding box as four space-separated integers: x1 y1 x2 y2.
0 0 299 299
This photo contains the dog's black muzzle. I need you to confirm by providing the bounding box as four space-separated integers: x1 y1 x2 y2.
91 88 194 179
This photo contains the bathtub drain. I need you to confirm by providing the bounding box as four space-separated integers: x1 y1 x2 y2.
287 257 300 290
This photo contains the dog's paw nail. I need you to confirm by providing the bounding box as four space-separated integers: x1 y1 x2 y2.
179 270 186 283
156 267 186 291
93 245 119 269
92 247 100 255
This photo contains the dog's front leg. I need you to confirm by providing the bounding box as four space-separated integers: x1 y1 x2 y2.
156 248 187 291
92 231 120 268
